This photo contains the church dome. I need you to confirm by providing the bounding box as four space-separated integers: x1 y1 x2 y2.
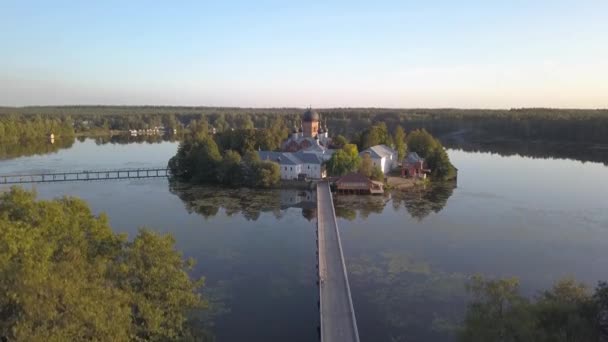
302 108 320 122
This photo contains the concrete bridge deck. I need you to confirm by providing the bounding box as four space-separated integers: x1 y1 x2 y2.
317 181 360 342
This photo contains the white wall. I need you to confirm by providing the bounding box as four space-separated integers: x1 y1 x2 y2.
279 164 302 180
301 163 323 179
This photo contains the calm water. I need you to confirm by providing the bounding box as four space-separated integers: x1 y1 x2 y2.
1 139 607 341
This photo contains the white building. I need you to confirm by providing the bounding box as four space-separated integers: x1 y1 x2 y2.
258 151 326 180
359 144 398 174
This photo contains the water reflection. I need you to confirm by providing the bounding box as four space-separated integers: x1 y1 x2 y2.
170 182 456 223
89 134 179 145
2 135 178 161
443 137 608 165
0 138 74 160
169 182 319 221
334 182 456 221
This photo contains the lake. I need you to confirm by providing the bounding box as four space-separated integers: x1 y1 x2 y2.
1 138 607 341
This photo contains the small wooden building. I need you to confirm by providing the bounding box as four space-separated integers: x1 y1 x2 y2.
402 152 430 178
335 173 384 195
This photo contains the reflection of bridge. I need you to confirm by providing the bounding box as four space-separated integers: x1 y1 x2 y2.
0 168 170 184
316 181 360 342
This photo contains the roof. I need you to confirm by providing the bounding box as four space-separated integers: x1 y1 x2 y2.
335 173 370 184
404 152 424 164
359 144 396 159
282 136 330 151
293 151 323 164
258 151 298 165
257 150 324 166
302 108 320 122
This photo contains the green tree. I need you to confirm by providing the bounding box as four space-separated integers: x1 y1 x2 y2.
407 129 456 180
371 165 384 182
460 275 534 342
332 135 348 148
0 187 207 341
358 153 374 177
460 275 603 342
168 136 221 182
217 150 243 185
248 160 280 188
326 144 361 176
406 129 437 159
359 122 392 150
393 125 407 161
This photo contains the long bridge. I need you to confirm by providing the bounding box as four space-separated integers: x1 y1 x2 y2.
0 168 170 184
316 181 360 342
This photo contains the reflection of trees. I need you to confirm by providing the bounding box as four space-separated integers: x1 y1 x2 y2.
333 183 455 221
170 181 455 222
392 182 456 221
443 134 608 166
169 182 313 221
93 134 177 145
0 138 74 160
333 195 389 221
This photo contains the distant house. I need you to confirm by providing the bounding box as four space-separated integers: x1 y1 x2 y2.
258 151 326 180
359 144 398 174
335 173 384 195
402 152 430 178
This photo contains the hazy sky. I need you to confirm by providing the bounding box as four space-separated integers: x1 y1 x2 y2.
1 1 607 108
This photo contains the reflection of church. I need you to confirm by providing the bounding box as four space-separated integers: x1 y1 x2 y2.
282 108 331 152
279 189 317 221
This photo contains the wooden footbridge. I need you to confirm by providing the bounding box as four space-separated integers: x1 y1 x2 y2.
0 168 169 184
316 181 360 342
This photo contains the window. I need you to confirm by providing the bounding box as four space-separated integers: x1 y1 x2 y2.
308 165 310 169
284 167 287 171
290 167 293 171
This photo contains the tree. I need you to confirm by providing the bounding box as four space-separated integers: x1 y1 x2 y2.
189 119 210 141
460 275 603 342
332 135 348 148
248 160 280 188
406 129 437 159
326 144 361 176
0 187 207 341
460 275 534 342
371 165 384 182
407 129 456 180
358 153 374 177
359 122 392 150
393 125 407 161
217 150 242 185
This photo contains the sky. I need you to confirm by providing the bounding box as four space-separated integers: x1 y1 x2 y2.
1 0 607 108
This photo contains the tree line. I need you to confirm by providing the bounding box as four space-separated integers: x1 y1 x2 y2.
0 114 74 144
2 106 607 145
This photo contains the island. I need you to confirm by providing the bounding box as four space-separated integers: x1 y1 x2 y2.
168 108 457 192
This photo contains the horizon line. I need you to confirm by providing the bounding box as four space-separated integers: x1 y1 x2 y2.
1 105 607 111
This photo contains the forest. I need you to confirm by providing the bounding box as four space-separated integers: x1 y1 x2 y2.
1 106 607 146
